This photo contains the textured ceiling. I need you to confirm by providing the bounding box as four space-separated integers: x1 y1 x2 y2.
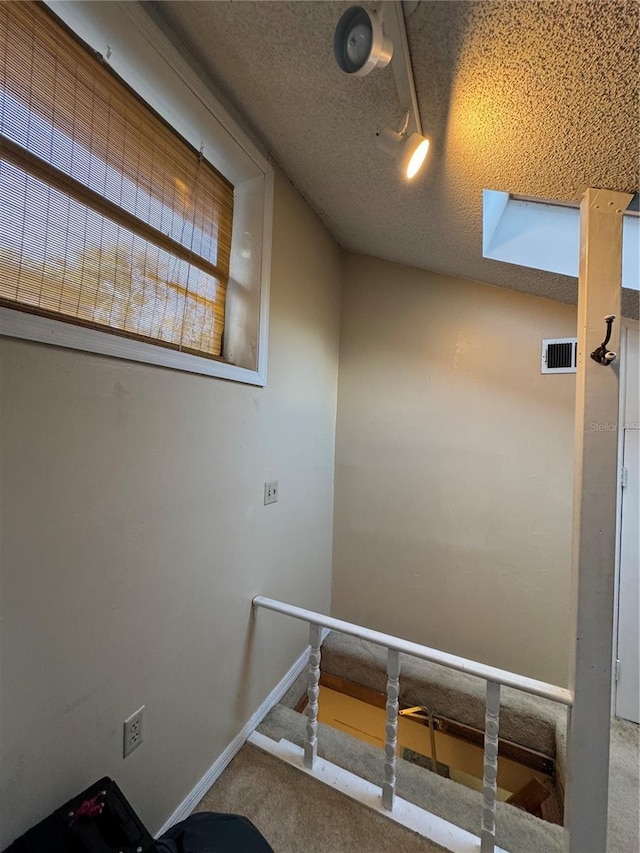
152 0 640 316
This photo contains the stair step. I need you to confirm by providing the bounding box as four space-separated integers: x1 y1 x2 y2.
250 730 510 853
320 632 565 757
257 704 563 853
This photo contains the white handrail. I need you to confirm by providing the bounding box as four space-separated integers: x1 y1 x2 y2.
253 595 573 706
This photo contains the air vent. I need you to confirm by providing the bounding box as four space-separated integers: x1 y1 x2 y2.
541 338 577 373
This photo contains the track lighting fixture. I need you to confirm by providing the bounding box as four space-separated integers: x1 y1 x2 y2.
334 3 431 181
377 111 430 180
334 6 393 76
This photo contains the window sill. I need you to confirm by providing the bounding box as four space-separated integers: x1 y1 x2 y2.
0 307 266 386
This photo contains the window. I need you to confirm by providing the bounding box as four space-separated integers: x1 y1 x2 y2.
0 1 273 385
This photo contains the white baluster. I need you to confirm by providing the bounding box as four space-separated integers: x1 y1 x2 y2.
304 623 322 769
481 680 501 853
382 648 401 810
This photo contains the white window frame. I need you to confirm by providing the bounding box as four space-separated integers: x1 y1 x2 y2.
0 1 274 386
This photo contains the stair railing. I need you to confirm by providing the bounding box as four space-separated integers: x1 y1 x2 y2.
252 595 573 853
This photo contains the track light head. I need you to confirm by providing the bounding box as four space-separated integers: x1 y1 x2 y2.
334 6 393 77
377 127 430 180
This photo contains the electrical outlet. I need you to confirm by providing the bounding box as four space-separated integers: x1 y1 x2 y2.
264 480 278 505
123 706 145 758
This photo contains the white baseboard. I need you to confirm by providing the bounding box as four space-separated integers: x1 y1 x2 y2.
249 733 507 853
155 641 314 837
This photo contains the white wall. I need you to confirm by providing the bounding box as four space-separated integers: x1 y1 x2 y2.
332 254 577 686
0 172 342 846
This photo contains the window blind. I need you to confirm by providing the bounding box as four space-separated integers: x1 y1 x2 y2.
0 1 234 358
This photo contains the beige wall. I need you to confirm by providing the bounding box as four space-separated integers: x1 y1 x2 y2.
332 254 576 686
0 172 342 846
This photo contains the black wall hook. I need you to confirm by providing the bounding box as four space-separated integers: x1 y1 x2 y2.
590 314 617 365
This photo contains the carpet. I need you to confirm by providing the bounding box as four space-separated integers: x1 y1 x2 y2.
195 743 449 853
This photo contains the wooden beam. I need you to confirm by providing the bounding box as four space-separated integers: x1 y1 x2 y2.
319 672 387 708
565 187 633 853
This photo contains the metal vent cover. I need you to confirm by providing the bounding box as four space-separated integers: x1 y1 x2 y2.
541 338 577 373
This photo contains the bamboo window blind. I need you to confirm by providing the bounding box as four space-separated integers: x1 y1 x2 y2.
0 1 234 359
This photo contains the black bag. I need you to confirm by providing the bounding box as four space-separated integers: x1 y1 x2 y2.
5 778 273 853
4 777 155 853
155 813 274 853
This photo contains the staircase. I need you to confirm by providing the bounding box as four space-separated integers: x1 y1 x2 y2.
249 630 637 853
195 602 638 853
253 631 566 853
320 632 566 758
318 631 567 819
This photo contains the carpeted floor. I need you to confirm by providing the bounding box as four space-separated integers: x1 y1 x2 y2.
195 744 449 853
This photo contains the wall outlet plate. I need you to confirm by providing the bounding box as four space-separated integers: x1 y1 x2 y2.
123 705 145 757
264 480 278 505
